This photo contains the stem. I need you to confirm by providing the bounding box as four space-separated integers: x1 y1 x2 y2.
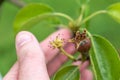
7 0 25 8
0 0 4 6
52 12 75 32
53 12 74 23
86 30 92 37
76 5 86 26
59 47 76 61
80 10 107 26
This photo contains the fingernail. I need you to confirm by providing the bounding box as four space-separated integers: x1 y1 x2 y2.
16 33 32 47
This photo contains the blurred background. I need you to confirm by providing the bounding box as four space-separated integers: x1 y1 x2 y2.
0 0 120 76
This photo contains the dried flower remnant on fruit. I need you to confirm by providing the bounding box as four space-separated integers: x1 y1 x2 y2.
49 34 65 49
68 29 91 61
69 29 87 49
69 29 91 61
75 30 87 42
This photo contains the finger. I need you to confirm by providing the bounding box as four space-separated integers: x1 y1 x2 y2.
73 60 90 70
80 69 93 80
16 31 49 80
40 28 72 63
80 62 93 80
3 62 18 80
47 43 76 76
4 28 72 79
80 61 90 71
73 60 92 80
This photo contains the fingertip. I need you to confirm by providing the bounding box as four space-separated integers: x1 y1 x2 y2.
15 31 49 80
81 69 93 80
15 31 43 57
15 31 33 51
80 60 90 71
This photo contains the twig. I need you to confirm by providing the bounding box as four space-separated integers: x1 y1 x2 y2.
0 0 4 6
8 0 26 8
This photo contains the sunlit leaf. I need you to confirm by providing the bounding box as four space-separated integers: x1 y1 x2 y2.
89 34 120 80
14 3 59 33
107 2 120 23
53 65 80 80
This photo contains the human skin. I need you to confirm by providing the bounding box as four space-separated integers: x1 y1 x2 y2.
3 28 93 80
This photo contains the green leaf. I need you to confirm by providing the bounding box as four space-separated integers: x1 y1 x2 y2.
107 2 120 23
89 34 120 80
53 65 80 80
14 3 58 33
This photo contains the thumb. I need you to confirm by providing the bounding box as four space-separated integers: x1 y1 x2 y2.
16 31 50 80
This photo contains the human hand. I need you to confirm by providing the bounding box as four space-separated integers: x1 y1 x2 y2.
3 28 93 80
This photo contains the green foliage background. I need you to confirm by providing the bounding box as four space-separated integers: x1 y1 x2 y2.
0 0 120 76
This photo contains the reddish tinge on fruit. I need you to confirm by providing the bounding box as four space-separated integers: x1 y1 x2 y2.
78 38 91 53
